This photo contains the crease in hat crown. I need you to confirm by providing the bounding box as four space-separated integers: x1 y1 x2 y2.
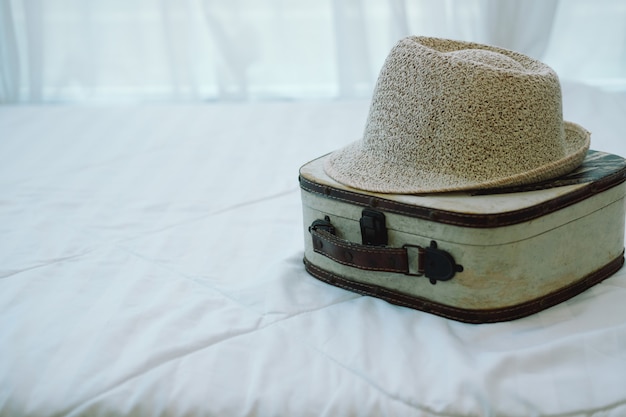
324 36 590 194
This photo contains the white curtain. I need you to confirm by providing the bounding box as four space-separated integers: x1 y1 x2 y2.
1 0 625 103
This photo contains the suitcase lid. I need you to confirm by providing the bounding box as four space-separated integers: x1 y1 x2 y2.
299 150 626 228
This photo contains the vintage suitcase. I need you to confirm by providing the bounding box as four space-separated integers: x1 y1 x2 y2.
299 36 626 323
300 150 626 323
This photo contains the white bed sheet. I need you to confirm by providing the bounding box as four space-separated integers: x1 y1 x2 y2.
1 83 626 417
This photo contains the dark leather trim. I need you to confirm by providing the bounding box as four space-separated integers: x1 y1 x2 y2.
299 151 626 228
300 174 625 228
303 252 624 324
310 227 410 273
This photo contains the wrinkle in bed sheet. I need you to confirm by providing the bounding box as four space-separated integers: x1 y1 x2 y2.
1 92 626 417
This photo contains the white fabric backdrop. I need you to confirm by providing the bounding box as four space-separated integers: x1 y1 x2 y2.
1 0 625 103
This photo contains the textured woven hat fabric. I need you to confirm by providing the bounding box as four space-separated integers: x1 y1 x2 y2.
324 36 591 194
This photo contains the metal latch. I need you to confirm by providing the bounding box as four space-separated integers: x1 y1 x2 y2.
424 240 463 284
403 241 463 284
423 241 463 284
360 209 388 246
309 216 335 235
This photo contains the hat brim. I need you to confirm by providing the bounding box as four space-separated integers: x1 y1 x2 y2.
324 121 590 194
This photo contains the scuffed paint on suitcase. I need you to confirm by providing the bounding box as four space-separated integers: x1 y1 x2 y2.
299 150 626 323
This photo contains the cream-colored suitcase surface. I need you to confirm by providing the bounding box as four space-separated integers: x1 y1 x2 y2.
300 150 626 323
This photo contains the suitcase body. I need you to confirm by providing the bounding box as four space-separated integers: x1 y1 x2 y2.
300 150 626 323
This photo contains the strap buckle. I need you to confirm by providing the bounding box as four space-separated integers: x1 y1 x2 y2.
310 217 463 284
404 242 463 284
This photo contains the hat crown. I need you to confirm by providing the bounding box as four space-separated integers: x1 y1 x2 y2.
363 37 566 182
444 49 525 71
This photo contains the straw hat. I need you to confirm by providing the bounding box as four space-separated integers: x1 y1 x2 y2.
324 36 590 194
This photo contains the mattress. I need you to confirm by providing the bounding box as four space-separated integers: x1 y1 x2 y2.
1 82 626 416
